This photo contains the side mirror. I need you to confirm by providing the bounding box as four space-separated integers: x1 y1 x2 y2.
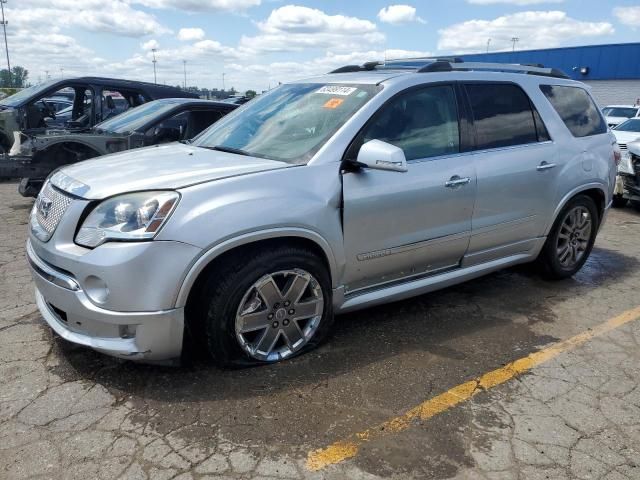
356 139 408 173
105 95 116 110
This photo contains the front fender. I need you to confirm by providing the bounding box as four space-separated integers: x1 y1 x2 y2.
157 163 346 307
174 227 340 308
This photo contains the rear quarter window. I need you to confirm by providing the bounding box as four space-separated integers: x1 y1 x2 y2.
540 85 607 138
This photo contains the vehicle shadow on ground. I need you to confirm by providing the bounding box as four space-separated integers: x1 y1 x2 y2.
49 246 637 408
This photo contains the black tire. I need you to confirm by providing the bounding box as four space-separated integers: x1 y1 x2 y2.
197 245 333 368
612 194 628 208
537 195 599 280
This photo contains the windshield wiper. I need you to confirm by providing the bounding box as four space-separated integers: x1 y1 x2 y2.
207 145 251 156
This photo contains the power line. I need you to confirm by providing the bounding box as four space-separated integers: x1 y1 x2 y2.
183 60 187 89
0 0 11 87
152 48 157 84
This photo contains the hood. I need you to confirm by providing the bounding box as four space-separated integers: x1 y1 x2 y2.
628 140 640 156
612 130 640 146
605 116 629 126
56 142 292 200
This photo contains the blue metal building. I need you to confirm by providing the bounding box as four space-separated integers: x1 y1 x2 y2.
457 43 640 106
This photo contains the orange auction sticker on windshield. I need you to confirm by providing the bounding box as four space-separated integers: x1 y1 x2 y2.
323 98 344 109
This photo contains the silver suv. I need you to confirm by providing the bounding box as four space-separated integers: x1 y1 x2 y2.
27 60 618 366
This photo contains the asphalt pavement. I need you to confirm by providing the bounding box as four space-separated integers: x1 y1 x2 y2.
1 180 639 480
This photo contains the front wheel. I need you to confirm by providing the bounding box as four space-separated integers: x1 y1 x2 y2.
198 245 333 367
537 195 598 279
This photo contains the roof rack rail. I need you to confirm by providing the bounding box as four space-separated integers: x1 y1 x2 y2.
438 61 570 79
328 59 570 79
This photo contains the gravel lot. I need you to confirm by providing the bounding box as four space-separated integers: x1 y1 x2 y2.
1 179 639 480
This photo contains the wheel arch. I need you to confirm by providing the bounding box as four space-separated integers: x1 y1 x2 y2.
176 228 338 311
545 183 607 236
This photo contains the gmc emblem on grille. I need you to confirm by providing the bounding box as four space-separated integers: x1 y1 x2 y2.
37 196 53 219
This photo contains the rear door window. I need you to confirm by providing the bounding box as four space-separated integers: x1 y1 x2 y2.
465 83 538 150
540 85 607 137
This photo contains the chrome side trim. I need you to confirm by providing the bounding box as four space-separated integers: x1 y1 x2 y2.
357 231 470 261
26 240 81 291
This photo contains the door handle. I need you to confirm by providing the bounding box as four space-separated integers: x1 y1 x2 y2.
537 161 557 171
445 175 471 188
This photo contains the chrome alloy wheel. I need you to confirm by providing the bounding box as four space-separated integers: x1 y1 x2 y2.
556 206 592 268
235 269 324 362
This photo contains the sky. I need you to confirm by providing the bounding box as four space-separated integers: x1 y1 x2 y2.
7 1 640 93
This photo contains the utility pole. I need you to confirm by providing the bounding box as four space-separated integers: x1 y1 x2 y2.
486 38 491 53
151 48 157 84
44 70 49 80
60 67 64 79
183 60 187 89
511 37 519 52
0 0 11 87
222 72 226 92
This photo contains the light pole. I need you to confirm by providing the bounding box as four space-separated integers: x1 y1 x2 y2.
0 0 11 87
222 72 226 91
183 60 187 89
511 37 519 52
60 67 64 79
151 48 157 84
486 38 491 53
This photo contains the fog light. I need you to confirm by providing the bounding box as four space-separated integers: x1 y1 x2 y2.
119 325 137 339
84 275 109 304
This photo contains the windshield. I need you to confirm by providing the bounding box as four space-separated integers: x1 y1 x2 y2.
602 107 639 118
0 79 60 107
614 118 640 132
95 100 181 134
193 83 380 164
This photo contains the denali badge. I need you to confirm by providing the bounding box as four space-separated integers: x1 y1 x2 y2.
37 196 53 219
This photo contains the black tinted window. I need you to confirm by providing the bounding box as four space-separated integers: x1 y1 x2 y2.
359 85 460 161
540 85 606 137
466 83 538 150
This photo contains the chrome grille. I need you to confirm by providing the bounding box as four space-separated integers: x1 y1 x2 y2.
619 143 627 151
34 182 72 240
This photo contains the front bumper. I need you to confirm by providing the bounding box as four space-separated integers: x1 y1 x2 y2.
27 239 186 362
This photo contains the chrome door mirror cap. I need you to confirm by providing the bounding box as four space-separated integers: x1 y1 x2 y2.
356 139 408 173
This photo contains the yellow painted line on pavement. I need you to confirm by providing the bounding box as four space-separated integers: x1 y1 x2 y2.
306 305 640 471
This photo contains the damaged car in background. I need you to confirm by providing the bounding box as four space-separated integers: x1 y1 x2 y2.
618 139 640 210
0 76 198 156
8 98 237 196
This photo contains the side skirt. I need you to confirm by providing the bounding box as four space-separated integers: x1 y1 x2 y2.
333 251 539 314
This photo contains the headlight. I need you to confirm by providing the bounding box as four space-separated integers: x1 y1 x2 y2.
75 191 179 248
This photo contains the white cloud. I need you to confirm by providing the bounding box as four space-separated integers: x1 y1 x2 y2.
131 0 261 13
141 39 160 51
378 5 425 25
467 0 564 4
613 6 640 27
12 0 169 37
438 11 614 52
240 5 384 53
178 28 206 41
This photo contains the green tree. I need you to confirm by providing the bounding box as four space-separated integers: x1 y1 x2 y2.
0 69 11 87
245 89 257 99
11 66 28 88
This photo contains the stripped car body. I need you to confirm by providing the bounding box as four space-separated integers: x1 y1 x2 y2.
8 99 237 196
0 77 198 176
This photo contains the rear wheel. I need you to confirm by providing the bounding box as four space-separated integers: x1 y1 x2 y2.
537 195 598 279
198 245 333 367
